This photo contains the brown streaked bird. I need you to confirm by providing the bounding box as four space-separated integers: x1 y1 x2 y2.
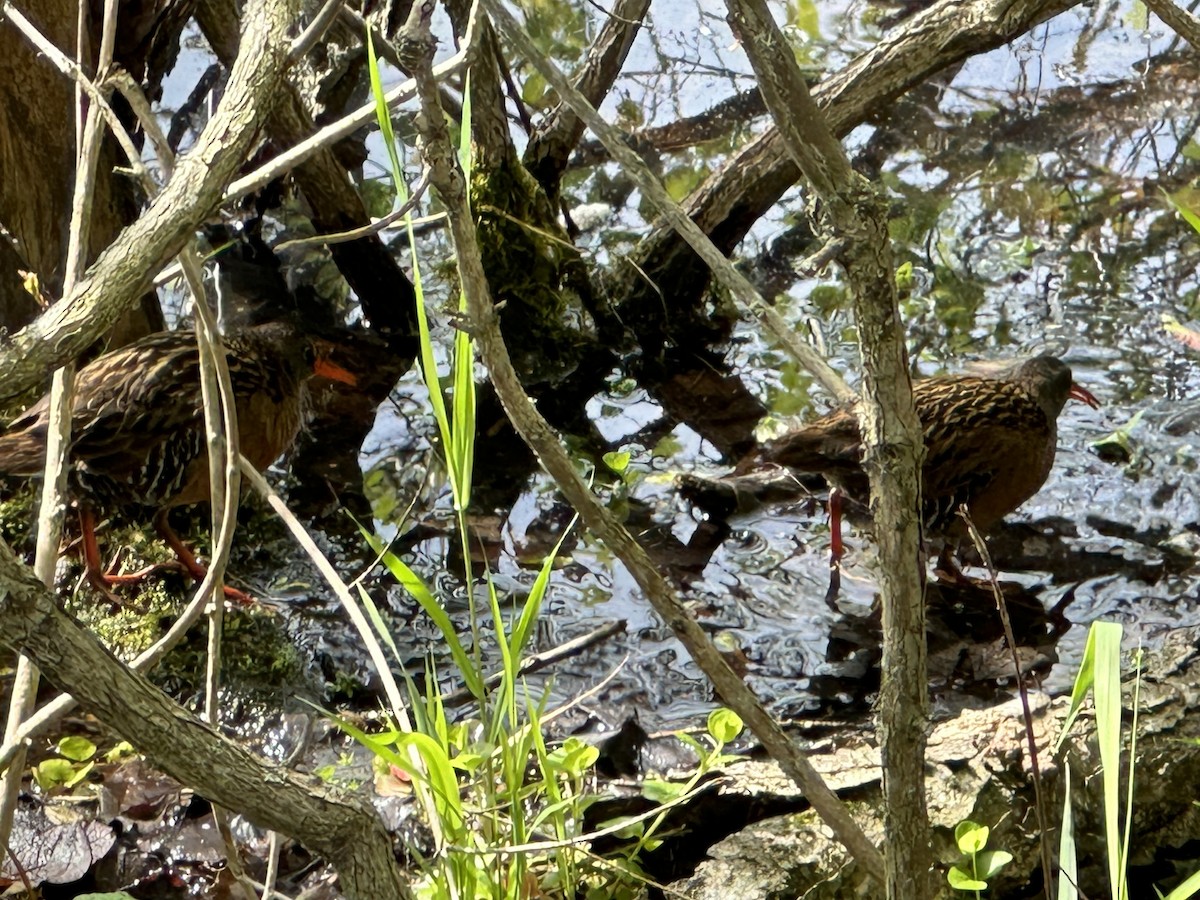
742 355 1100 568
0 321 356 600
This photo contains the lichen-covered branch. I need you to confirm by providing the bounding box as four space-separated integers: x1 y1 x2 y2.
725 0 930 893
0 0 300 402
405 0 880 884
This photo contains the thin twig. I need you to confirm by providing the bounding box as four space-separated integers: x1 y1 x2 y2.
93 53 243 676
338 4 465 121
959 504 1055 890
797 238 847 277
726 0 928 889
224 51 470 203
289 0 345 61
536 655 627 728
1142 0 1200 47
111 69 174 180
240 461 411 716
177 246 251 892
441 619 626 707
409 0 881 882
274 170 432 250
0 0 121 852
260 830 283 900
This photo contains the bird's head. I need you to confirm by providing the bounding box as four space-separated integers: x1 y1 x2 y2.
1015 355 1100 419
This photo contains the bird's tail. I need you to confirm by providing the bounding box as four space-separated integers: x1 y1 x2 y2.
0 430 49 476
744 433 859 475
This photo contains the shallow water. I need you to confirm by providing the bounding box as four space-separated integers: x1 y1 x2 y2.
294 0 1200 732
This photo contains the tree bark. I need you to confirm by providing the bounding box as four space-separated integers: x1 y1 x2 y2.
0 0 300 403
0 0 171 340
726 0 931 893
0 536 412 898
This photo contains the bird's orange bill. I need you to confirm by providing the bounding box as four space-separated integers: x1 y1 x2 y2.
314 357 356 385
1069 383 1100 409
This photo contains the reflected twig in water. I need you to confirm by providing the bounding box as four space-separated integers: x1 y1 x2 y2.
441 619 628 709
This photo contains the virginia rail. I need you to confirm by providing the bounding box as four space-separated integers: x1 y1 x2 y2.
0 321 355 599
742 355 1101 574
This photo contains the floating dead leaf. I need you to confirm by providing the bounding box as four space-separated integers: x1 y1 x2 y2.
0 800 115 886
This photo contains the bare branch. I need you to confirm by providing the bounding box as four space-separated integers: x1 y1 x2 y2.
0 0 302 402
413 0 880 883
727 0 929 892
0 537 413 899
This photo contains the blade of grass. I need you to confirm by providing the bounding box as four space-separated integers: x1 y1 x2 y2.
366 30 404 187
450 321 476 509
485 572 517 745
357 521 484 699
1092 622 1124 900
327 709 464 835
1058 761 1078 900
1120 648 1144 900
367 31 460 504
511 516 577 660
1164 866 1200 900
449 71 476 508
1055 622 1101 754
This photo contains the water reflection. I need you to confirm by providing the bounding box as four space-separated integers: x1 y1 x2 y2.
319 0 1200 732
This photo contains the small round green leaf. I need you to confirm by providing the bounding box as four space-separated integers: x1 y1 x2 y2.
33 758 76 791
57 735 97 762
603 451 631 474
977 849 1013 879
546 737 599 776
947 866 987 891
955 820 989 853
708 708 744 743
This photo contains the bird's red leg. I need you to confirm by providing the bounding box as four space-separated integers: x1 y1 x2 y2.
153 510 254 604
828 487 845 564
97 551 187 588
79 508 103 581
83 510 251 604
78 508 148 607
152 510 207 582
80 508 118 594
